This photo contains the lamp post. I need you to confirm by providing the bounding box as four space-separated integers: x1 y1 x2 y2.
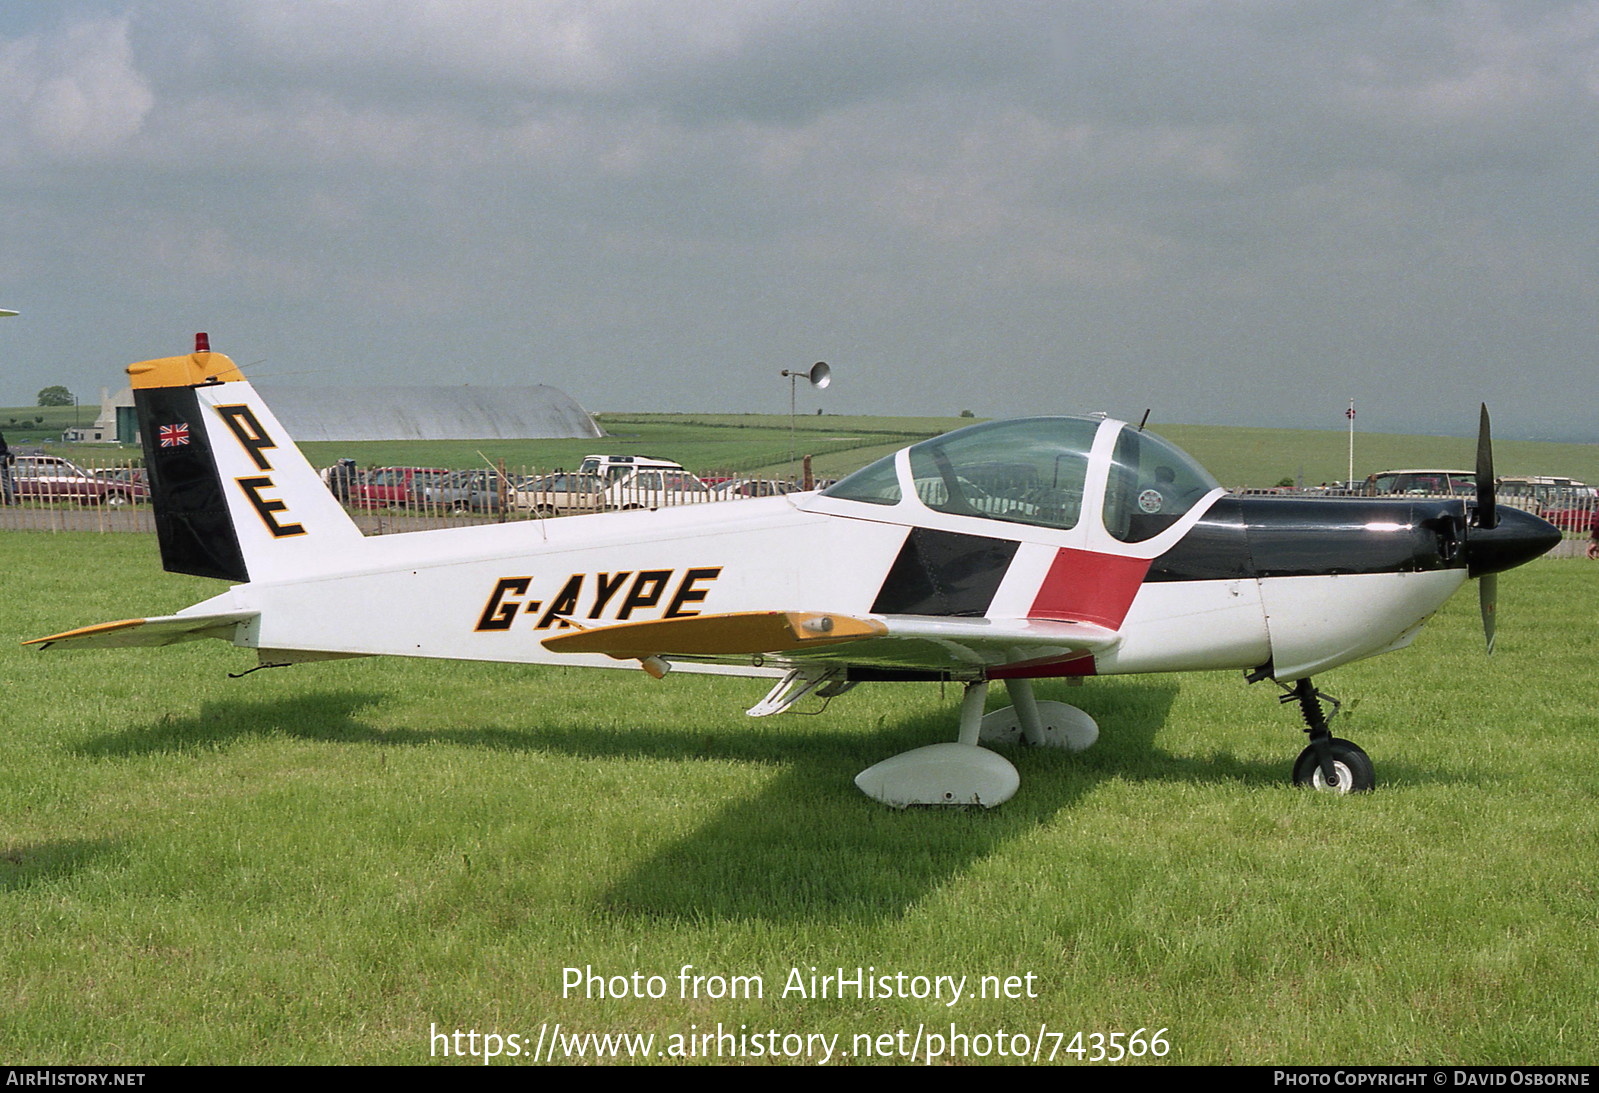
1346 399 1356 488
779 362 831 478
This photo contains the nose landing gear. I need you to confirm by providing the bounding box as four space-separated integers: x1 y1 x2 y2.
1281 678 1375 794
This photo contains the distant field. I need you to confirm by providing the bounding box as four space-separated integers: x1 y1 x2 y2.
7 402 1597 489
1156 423 1599 492
0 403 83 445
3 533 1595 1065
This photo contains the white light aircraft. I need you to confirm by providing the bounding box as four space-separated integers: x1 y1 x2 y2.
28 337 1561 807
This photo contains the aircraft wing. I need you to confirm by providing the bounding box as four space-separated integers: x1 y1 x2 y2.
25 611 259 651
541 610 1119 674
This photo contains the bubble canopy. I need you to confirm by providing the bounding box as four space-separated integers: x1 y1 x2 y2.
822 417 1220 543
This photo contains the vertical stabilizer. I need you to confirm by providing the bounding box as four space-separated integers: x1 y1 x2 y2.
131 336 365 584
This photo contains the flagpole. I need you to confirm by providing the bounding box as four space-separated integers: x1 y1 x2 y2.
1346 399 1356 485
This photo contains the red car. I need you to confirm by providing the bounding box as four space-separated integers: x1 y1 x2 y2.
1536 492 1597 533
8 455 150 506
1497 477 1595 533
349 467 448 509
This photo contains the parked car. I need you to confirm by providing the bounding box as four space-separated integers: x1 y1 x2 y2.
93 466 149 488
10 455 150 505
602 467 713 510
576 453 688 485
712 478 801 500
1499 476 1596 532
566 454 715 510
419 469 510 514
319 459 363 503
1362 469 1476 496
511 472 605 516
350 467 448 509
1535 491 1597 532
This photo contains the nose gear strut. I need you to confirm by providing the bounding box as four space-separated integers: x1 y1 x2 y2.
1279 678 1375 794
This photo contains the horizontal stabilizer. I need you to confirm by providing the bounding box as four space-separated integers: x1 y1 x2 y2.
542 610 887 658
25 611 258 651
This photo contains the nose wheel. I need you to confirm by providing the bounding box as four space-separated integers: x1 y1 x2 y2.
1281 678 1375 794
1291 737 1374 794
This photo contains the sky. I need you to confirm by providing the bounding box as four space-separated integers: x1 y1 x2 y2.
2 1 1596 440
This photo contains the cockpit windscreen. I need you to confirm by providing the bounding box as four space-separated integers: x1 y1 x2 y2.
826 418 1100 531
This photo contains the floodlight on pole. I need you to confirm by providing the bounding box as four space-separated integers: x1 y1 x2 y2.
1346 399 1356 487
780 362 831 477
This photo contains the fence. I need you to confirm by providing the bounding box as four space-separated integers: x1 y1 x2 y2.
2 456 1594 538
0 457 815 535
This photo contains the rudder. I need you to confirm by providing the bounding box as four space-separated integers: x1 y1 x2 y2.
132 334 364 584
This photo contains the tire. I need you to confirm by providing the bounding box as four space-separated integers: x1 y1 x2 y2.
1292 738 1375 794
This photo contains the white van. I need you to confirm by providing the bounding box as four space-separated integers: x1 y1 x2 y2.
576 453 686 483
575 454 712 510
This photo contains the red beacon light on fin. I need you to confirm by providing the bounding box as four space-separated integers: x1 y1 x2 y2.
195 332 210 353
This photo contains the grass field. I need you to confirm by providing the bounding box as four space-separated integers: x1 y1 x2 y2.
2 533 1596 1065
11 399 1599 491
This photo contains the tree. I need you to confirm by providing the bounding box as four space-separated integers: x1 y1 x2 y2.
37 385 73 407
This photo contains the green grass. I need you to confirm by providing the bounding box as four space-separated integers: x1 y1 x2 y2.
3 534 1597 1065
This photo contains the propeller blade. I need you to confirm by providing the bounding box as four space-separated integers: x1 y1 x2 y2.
1479 572 1498 655
1475 402 1497 529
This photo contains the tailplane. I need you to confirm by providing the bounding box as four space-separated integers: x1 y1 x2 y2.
132 334 364 584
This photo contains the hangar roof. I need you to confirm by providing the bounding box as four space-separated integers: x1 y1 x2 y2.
255 385 603 442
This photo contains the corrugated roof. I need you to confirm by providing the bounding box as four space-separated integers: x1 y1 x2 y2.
255 385 603 442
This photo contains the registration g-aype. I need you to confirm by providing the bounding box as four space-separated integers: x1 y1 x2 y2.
30 338 1559 807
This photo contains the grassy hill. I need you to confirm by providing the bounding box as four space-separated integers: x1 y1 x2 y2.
0 403 83 445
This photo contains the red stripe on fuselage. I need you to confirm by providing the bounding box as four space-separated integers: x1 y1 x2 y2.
992 548 1149 679
1028 547 1150 630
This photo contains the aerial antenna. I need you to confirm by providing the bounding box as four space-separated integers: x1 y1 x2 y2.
1138 408 1151 431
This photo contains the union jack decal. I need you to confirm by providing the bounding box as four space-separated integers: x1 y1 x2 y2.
159 423 190 447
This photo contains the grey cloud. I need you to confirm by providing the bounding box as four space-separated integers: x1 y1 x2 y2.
1 1 1595 439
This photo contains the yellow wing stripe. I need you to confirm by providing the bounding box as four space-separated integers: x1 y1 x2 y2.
25 611 258 650
23 618 150 645
541 610 886 658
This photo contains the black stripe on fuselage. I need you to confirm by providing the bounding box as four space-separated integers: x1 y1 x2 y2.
871 527 1019 616
136 386 249 583
1148 496 1465 582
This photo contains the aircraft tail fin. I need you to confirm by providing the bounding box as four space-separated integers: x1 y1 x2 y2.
130 334 365 584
